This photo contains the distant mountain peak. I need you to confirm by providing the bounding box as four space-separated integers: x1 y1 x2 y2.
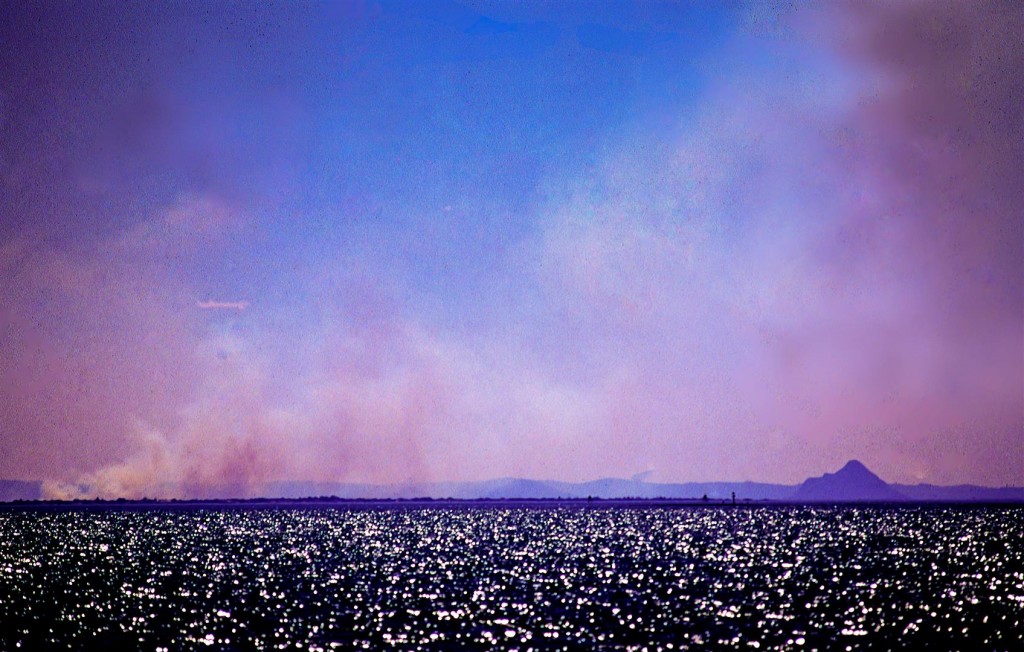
793 460 905 502
839 459 869 473
834 459 879 481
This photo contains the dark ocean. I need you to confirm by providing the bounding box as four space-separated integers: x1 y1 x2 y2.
0 506 1021 650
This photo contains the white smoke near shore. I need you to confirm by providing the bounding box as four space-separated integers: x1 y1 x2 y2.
8 1 1022 497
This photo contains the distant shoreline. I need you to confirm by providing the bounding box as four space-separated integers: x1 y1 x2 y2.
6 461 1022 505
2 496 1022 511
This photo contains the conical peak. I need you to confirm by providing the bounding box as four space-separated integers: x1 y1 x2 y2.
838 459 870 475
792 458 904 502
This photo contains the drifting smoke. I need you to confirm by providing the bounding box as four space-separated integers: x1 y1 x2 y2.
0 2 1019 498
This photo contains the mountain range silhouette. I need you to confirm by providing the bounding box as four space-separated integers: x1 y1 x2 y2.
4 460 1023 502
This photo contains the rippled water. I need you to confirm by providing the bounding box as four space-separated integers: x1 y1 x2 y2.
0 505 1022 650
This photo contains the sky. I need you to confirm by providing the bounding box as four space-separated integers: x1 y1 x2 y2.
1 1 1021 498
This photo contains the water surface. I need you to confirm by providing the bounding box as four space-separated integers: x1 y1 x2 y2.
1 506 1021 650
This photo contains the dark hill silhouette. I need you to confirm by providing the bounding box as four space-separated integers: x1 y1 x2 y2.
792 460 906 502
891 483 1024 502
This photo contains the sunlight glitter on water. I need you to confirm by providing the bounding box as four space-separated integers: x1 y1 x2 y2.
0 506 1021 650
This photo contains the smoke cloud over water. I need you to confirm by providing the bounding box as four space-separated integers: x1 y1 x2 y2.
0 2 1020 498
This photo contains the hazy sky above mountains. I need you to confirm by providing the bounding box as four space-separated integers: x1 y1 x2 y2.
1 1 1021 498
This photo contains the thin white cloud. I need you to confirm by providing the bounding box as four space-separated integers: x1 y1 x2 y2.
197 299 249 310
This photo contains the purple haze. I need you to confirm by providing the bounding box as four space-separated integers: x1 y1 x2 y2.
0 2 1020 498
